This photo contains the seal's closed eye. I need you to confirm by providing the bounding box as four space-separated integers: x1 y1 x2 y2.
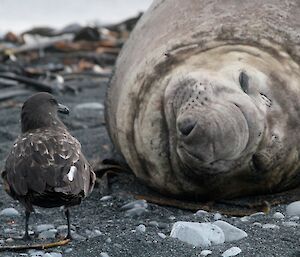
239 71 249 93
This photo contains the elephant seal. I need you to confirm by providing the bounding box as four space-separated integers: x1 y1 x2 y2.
105 0 300 200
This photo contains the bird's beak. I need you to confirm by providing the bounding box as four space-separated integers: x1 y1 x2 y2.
57 103 70 115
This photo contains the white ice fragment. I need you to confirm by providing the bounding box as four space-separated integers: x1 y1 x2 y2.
67 166 77 181
286 201 300 216
200 250 212 256
0 207 20 217
213 221 247 242
221 246 242 257
273 212 284 219
170 221 225 247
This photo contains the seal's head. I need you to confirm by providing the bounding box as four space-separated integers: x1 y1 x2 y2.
160 45 295 198
165 69 266 175
21 92 69 133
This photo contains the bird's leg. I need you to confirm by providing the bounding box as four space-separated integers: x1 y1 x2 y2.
23 210 31 240
64 208 72 240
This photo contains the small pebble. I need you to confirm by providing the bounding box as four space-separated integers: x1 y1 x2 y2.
6 238 14 243
282 221 298 227
64 248 73 253
273 212 284 219
262 224 280 229
38 229 57 240
221 246 242 257
158 232 166 239
35 224 55 233
71 232 86 241
240 216 249 222
168 215 176 220
149 221 159 227
200 250 212 256
106 237 112 243
121 200 148 210
252 222 262 227
43 253 62 257
286 201 300 216
0 239 4 245
0 207 20 217
28 250 45 257
100 195 113 201
213 213 222 220
250 212 265 217
114 243 122 248
195 210 208 216
136 224 146 233
125 207 147 217
100 253 110 257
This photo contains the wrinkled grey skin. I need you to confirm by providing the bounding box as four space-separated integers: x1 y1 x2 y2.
106 0 300 200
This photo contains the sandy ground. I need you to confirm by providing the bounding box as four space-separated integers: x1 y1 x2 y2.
0 79 299 257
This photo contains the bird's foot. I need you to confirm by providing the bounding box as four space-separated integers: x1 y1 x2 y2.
22 233 31 241
64 233 73 240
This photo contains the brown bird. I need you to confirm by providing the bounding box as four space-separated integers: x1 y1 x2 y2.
1 92 96 240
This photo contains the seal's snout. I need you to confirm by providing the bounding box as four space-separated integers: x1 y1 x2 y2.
177 116 197 136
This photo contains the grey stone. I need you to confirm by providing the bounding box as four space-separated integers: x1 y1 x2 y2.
0 207 20 217
100 252 110 257
136 224 146 233
221 247 242 257
125 207 147 217
38 229 57 240
286 201 300 216
35 224 55 233
121 200 148 210
273 212 285 219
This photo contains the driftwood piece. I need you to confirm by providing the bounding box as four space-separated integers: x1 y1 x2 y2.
0 239 70 252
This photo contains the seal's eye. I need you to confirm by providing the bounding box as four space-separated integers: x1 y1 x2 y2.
239 71 249 94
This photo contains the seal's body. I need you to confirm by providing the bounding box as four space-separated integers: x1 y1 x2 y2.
106 0 300 199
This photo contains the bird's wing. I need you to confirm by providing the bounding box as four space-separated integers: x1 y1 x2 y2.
4 129 94 197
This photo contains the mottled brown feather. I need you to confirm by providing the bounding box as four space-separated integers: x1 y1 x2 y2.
3 127 95 211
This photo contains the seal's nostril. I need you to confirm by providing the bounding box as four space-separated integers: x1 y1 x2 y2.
178 118 197 136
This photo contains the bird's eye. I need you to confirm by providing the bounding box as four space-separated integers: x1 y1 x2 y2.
239 71 249 94
50 98 58 105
